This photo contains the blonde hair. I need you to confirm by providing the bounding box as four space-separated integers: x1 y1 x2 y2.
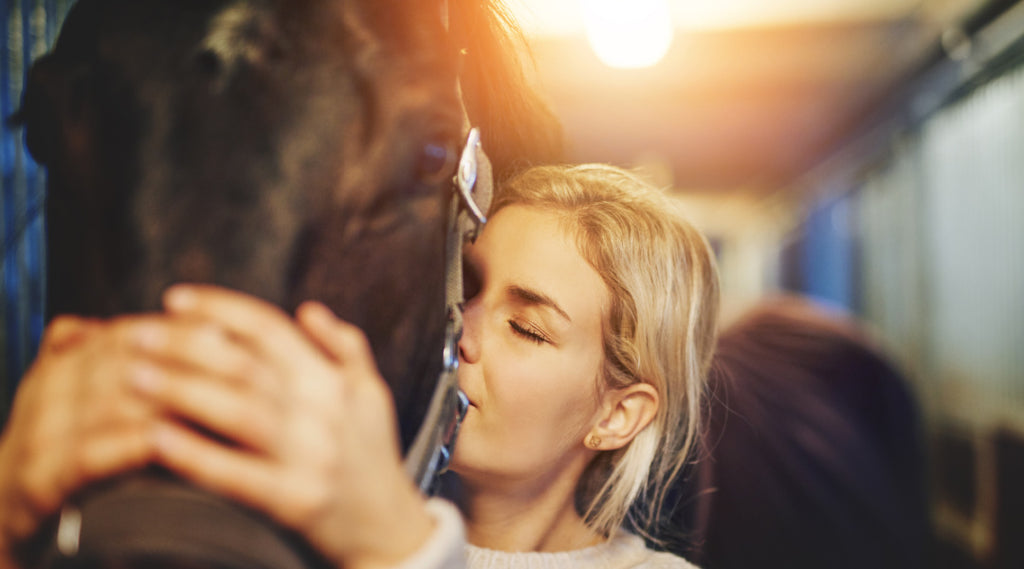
491 164 720 537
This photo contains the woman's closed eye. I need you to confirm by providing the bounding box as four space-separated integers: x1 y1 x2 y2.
508 319 551 345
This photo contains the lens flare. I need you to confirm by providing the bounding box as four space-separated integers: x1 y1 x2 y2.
582 0 674 69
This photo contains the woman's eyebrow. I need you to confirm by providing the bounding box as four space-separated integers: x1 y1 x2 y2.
506 285 571 322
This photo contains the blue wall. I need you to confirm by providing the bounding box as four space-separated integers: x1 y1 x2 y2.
802 194 857 310
1 0 74 416
780 192 858 312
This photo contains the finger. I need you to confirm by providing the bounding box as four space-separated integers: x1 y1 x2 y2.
130 363 276 452
296 302 378 378
0 321 160 542
83 314 174 356
130 319 265 388
17 424 154 521
152 422 282 514
162 284 312 363
59 429 155 493
295 301 353 361
39 315 97 352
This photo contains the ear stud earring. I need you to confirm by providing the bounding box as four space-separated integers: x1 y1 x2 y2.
585 434 602 449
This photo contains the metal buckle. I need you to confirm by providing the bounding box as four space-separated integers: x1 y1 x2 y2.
456 128 487 228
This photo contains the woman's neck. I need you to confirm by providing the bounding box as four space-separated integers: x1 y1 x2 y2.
455 466 603 552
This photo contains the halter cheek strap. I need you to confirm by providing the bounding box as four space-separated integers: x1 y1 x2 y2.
404 1 493 492
404 126 491 493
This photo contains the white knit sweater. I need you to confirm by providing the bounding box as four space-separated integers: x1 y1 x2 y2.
392 499 699 569
466 532 698 569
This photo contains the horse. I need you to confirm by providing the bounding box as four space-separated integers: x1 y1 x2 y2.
659 297 932 569
13 0 562 567
18 0 561 447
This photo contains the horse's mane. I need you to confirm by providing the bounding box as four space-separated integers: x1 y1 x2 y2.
449 0 564 182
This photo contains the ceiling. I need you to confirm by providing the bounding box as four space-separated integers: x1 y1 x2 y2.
509 0 1000 192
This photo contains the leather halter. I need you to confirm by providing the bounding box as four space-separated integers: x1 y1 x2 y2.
404 0 493 492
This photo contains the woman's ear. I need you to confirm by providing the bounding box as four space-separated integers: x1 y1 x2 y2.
585 383 659 451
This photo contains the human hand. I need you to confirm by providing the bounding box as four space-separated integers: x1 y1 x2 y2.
133 285 435 569
0 315 168 569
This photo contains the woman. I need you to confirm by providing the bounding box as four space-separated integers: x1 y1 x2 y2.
0 164 718 569
447 164 719 564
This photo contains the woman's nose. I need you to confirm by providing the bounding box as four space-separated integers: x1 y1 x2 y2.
458 297 481 364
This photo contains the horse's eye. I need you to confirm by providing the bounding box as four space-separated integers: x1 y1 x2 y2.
416 141 456 186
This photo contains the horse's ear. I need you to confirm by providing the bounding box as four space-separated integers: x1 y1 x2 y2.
13 54 73 166
13 0 101 166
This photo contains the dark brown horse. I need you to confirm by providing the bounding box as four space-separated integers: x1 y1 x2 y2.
659 297 931 569
18 0 561 448
14 0 561 566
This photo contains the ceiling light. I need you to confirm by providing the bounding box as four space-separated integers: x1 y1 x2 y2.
582 0 674 69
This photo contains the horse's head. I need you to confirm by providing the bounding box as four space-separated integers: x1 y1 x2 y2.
15 1 563 565
20 0 469 441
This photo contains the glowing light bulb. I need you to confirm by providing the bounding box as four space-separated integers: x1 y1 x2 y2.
582 0 674 69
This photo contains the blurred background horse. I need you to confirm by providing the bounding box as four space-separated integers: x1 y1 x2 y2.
661 296 932 569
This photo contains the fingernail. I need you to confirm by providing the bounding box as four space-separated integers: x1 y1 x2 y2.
164 286 196 311
299 301 332 326
309 302 334 323
131 364 164 394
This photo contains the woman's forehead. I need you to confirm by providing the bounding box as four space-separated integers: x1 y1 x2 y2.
476 205 609 320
